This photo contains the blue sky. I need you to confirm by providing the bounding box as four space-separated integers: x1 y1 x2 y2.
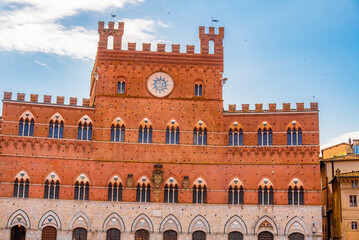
0 0 358 149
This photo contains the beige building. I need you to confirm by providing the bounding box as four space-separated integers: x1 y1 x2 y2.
321 140 359 240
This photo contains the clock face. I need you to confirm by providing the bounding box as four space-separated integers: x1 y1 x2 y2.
147 72 174 98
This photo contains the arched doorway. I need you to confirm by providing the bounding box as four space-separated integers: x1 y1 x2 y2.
229 231 243 240
72 227 87 240
135 229 149 240
163 230 177 240
258 231 273 240
42 226 57 240
107 228 121 240
11 225 26 240
289 233 305 240
192 230 206 240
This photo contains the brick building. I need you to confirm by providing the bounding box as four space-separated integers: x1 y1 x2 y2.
0 22 322 240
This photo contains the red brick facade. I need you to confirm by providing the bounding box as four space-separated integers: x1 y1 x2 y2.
0 21 320 206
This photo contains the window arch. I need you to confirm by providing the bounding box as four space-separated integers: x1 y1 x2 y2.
74 174 90 201
193 121 207 145
193 178 207 204
166 119 180 144
44 172 60 199
108 175 123 202
117 80 125 94
288 178 304 205
136 176 151 202
139 118 152 143
13 171 30 198
77 115 93 141
48 113 64 139
110 117 125 142
258 121 273 146
287 121 303 145
228 178 244 204
258 178 273 205
18 111 35 137
229 121 243 146
164 177 178 203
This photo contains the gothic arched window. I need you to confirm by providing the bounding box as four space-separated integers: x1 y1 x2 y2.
228 178 244 204
18 111 35 137
288 178 304 205
110 118 125 142
13 171 30 198
287 121 303 145
139 119 152 143
74 174 90 201
258 121 273 146
193 121 207 145
77 115 93 141
108 175 123 202
193 178 207 204
258 178 273 205
229 122 244 146
136 177 151 202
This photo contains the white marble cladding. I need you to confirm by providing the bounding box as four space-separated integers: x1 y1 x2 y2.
0 198 322 240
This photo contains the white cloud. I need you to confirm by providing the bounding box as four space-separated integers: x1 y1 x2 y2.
0 0 167 60
321 131 359 151
33 60 48 68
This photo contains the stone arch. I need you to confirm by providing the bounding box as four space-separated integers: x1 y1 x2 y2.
78 115 93 125
102 213 125 232
131 213 154 233
284 216 308 236
49 112 64 123
188 215 210 234
19 110 35 121
253 215 278 235
38 210 62 230
69 212 91 230
224 215 248 235
7 209 31 228
159 214 182 233
44 171 61 183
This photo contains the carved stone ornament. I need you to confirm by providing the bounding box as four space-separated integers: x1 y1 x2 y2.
152 168 164 189
127 174 133 188
182 176 189 189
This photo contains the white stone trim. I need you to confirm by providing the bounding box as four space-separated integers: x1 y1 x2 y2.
69 211 91 230
188 214 211 234
224 215 247 235
6 209 31 229
102 212 125 232
38 210 62 230
159 214 182 233
131 213 154 233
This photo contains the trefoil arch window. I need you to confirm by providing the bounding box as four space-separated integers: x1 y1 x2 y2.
164 177 178 203
228 178 244 204
288 178 304 205
229 121 244 146
258 121 273 146
13 171 30 198
74 174 90 200
193 121 207 145
18 111 35 137
258 178 273 205
108 175 123 202
139 118 152 143
166 119 180 144
44 172 60 199
192 178 207 204
136 176 151 202
287 121 303 145
77 115 93 141
111 117 125 142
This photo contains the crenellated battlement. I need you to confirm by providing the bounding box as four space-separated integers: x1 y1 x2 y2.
3 92 92 107
226 102 318 113
96 21 224 57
